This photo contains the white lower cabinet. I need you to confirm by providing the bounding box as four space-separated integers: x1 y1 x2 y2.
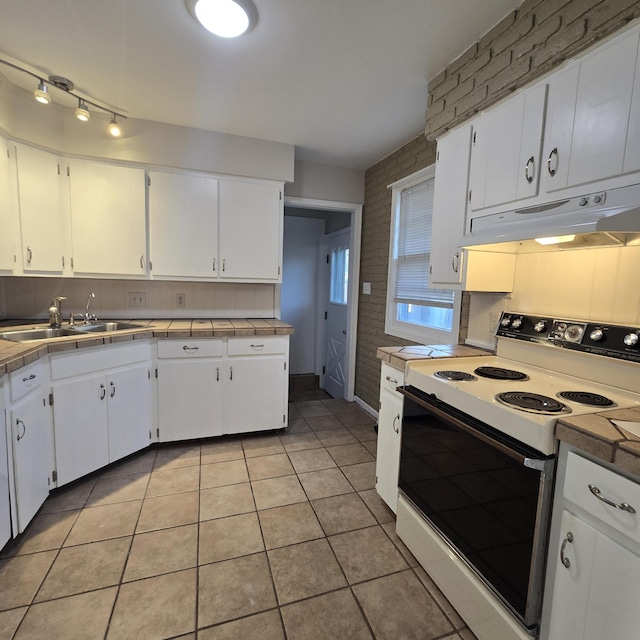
375 362 404 513
0 395 10 548
50 343 153 486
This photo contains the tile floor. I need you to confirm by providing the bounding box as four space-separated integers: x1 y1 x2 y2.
0 391 478 640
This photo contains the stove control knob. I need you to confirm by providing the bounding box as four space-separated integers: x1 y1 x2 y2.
624 332 639 347
534 320 547 333
511 317 523 329
500 316 512 327
589 329 604 342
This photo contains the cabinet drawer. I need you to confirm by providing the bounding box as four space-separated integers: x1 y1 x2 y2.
380 363 405 397
227 337 286 356
157 339 223 359
564 452 640 545
9 362 42 402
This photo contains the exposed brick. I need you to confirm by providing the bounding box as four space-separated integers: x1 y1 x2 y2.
512 15 563 60
534 0 577 25
429 69 448 91
519 0 548 17
448 42 479 75
479 11 518 49
431 72 460 103
427 96 446 118
453 83 490 119
491 13 535 54
458 49 492 82
473 49 512 87
532 17 587 66
444 77 475 106
427 106 456 133
585 0 640 31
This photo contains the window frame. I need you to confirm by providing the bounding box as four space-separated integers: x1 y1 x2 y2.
385 165 461 344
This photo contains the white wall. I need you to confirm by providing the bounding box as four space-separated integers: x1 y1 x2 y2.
285 159 365 204
281 217 324 374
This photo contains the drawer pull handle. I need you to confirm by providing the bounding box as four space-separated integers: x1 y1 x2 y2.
250 344 264 350
110 381 116 398
524 155 535 184
393 414 400 434
385 376 398 385
560 531 573 568
16 419 26 441
100 383 106 400
588 484 636 513
183 346 199 352
547 147 558 176
23 373 37 382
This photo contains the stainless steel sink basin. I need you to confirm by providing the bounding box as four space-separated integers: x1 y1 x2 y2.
0 327 80 342
69 322 142 333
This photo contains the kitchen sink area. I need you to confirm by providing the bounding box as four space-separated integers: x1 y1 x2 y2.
0 322 143 342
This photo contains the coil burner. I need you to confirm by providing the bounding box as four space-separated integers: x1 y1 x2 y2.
434 371 478 381
475 366 529 381
496 391 572 414
557 391 615 407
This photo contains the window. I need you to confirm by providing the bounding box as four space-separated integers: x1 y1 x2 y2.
330 245 349 305
385 165 460 343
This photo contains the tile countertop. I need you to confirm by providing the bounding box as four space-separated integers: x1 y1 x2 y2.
376 344 491 371
0 318 294 376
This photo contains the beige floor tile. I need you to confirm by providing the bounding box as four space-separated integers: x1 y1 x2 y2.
246 454 295 481
101 450 157 477
381 521 419 567
258 503 324 550
0 607 27 640
64 500 142 546
363 440 377 457
341 461 376 490
136 490 199 533
1 510 79 557
413 566 466 629
358 489 395 524
459 628 479 640
329 526 408 584
312 493 376 535
346 424 378 442
288 405 302 419
252 475 307 510
198 609 284 640
39 478 96 514
298 404 333 419
146 465 200 497
0 551 56 611
242 436 286 458
305 415 343 431
201 440 244 465
279 432 322 453
87 473 149 506
199 483 255 521
288 449 337 474
153 444 201 470
327 443 375 466
35 537 130 602
284 418 312 434
200 459 249 489
268 538 347 605
353 570 454 640
198 553 277 627
323 400 363 416
315 428 358 447
199 512 264 564
281 589 373 640
14 587 117 640
108 569 197 640
124 524 198 581
297 468 354 500
339 412 376 428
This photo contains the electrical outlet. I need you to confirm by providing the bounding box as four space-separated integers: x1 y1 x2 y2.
176 293 186 308
129 292 147 307
362 282 371 295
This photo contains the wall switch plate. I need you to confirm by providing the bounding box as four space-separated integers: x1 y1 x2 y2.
129 292 147 307
176 293 186 308
362 282 372 295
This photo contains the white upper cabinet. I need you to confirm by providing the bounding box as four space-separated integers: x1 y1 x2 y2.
14 143 68 274
542 29 640 193
68 159 146 276
0 137 16 272
148 171 219 279
469 83 547 211
623 38 640 173
219 179 282 281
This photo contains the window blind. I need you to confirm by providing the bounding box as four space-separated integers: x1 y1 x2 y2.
394 178 455 309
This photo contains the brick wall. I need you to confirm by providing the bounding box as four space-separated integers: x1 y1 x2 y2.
354 0 640 409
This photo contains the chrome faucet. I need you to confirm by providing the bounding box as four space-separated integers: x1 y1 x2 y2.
48 296 66 328
85 292 96 323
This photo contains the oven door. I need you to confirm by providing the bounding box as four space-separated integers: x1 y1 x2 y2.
398 385 555 631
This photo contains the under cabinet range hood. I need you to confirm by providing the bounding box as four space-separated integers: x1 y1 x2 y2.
464 183 640 248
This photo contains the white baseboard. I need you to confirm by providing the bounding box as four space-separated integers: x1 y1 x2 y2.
353 395 378 420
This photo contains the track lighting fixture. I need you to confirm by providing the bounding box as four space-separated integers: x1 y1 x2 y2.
75 100 90 122
0 58 126 136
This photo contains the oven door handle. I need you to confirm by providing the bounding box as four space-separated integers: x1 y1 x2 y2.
397 386 539 466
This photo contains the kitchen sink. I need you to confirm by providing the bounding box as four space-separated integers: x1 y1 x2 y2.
70 322 142 333
0 327 81 342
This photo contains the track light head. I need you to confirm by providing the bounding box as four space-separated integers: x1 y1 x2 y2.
34 81 51 104
75 100 90 122
108 115 122 137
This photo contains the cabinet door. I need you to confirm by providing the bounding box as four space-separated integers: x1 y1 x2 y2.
10 393 52 532
219 180 282 281
225 356 286 434
0 137 17 272
107 364 153 462
148 171 219 278
52 375 109 486
157 360 223 442
0 408 10 547
430 125 472 286
623 37 640 173
375 386 403 513
69 159 146 276
15 143 66 273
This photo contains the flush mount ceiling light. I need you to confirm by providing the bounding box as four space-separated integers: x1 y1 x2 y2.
186 0 257 38
0 58 127 137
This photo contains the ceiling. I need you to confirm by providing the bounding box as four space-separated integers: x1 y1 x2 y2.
0 0 521 170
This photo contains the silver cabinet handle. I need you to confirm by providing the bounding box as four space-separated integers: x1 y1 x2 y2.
100 383 106 400
16 419 26 441
26 246 33 264
560 531 574 568
250 344 264 350
110 381 116 398
182 345 199 352
213 258 216 271
524 155 535 184
393 414 400 434
451 251 460 274
229 366 233 381
588 484 636 513
23 373 36 382
216 366 219 382
140 254 145 269
547 147 558 176
222 258 226 272
385 375 398 385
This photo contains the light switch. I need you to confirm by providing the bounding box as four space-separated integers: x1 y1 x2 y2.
362 282 371 295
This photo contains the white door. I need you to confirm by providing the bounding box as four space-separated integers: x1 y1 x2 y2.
324 229 350 399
